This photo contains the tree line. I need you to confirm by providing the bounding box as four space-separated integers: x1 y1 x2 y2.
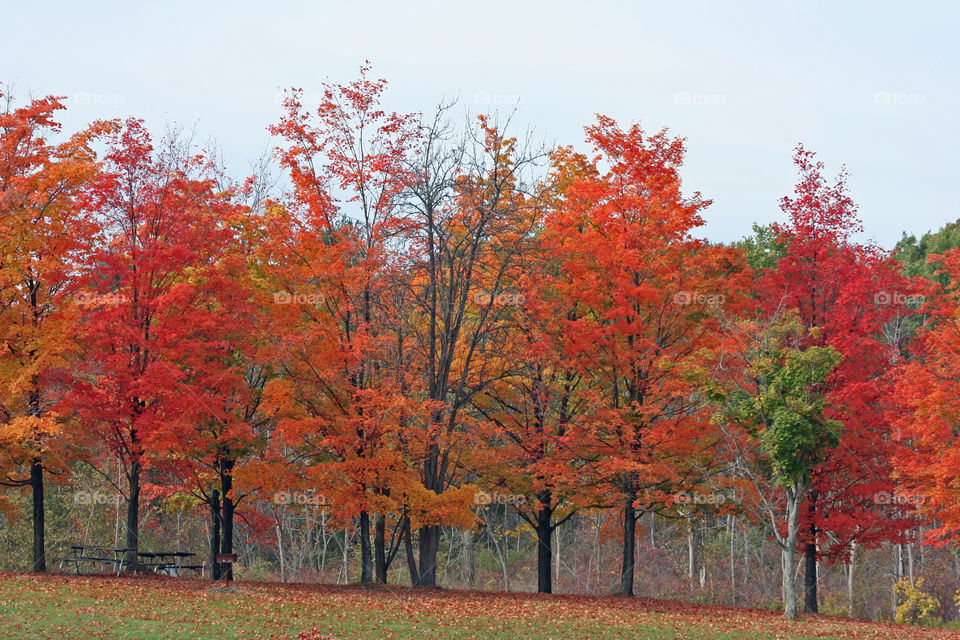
2 68 958 620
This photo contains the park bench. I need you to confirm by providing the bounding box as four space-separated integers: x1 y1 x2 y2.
57 545 132 577
137 550 201 577
59 545 203 577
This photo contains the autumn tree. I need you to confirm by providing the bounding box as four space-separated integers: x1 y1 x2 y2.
0 88 104 571
73 119 241 565
150 214 268 581
539 117 744 596
469 150 596 594
266 65 420 584
892 249 960 545
400 109 546 587
752 145 921 613
707 310 842 620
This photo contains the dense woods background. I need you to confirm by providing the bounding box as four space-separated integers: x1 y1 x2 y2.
3 67 960 623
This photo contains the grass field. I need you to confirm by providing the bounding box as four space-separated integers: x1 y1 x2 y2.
0 573 958 640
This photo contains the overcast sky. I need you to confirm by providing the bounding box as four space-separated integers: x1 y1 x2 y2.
2 1 956 247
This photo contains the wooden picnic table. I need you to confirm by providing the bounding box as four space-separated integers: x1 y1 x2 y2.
58 545 202 577
59 545 133 576
137 551 202 577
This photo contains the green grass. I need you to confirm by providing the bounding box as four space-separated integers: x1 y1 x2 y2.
0 573 956 640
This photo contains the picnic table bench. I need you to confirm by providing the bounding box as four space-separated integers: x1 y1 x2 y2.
136 551 203 577
58 545 132 576
58 545 203 577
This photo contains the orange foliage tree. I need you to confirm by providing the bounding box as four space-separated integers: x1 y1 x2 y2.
542 117 745 596
265 65 421 584
0 88 104 571
893 249 960 545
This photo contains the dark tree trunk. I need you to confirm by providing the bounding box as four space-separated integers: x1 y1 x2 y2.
804 541 818 613
804 491 818 614
618 486 637 596
209 489 221 580
221 465 234 582
30 460 45 572
417 437 441 588
359 511 373 583
417 524 440 587
535 500 553 594
125 458 141 566
374 513 387 584
28 387 46 573
403 517 419 586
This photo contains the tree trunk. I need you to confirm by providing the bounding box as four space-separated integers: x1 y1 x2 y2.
464 527 475 590
209 489 221 580
648 511 656 548
490 522 510 591
907 542 915 584
892 544 902 617
803 539 818 613
847 542 856 617
374 513 387 584
359 511 373 583
320 510 328 573
729 515 737 603
125 458 141 566
417 524 440 587
441 525 455 585
221 468 234 581
535 501 553 594
618 488 637 596
417 435 441 588
403 518 419 586
277 522 286 583
30 460 45 572
687 522 698 587
782 490 801 620
342 527 350 583
803 491 818 613
555 521 561 584
743 525 750 582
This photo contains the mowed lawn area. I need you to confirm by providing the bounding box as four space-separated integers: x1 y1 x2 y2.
0 573 958 640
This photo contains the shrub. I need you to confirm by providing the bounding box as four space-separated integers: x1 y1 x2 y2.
893 578 941 625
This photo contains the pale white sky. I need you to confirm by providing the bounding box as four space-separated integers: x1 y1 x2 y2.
2 0 956 247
